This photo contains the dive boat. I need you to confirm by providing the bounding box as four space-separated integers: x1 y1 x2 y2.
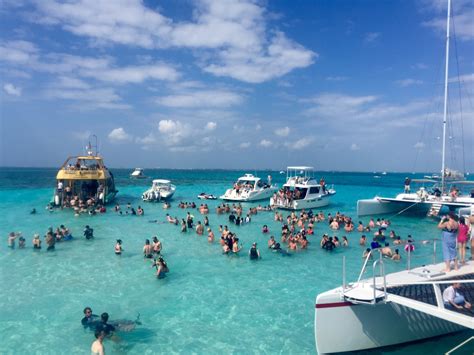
315 249 474 353
357 0 474 217
52 140 118 207
220 173 277 202
270 166 335 210
130 168 147 179
142 179 176 202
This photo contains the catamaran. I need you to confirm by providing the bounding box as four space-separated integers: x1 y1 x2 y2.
357 0 474 218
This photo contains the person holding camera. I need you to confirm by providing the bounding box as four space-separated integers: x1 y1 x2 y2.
438 213 459 272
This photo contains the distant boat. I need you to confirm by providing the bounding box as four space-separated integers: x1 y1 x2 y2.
373 175 381 179
279 170 285 174
381 171 387 175
220 173 277 202
130 168 147 179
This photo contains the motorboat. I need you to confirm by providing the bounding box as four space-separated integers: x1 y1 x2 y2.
270 166 335 210
220 173 277 202
142 179 176 201
52 138 118 207
197 193 217 200
315 248 473 353
130 168 147 179
357 0 474 217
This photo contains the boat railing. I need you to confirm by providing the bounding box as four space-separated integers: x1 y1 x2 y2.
406 239 439 271
372 257 387 303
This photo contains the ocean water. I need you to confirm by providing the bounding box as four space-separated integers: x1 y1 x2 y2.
0 168 472 354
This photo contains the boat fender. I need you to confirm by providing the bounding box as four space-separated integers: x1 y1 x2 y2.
99 192 104 201
54 195 60 206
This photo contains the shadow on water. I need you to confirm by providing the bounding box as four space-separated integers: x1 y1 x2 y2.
111 328 157 354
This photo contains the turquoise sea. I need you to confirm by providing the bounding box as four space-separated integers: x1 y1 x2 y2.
0 168 472 354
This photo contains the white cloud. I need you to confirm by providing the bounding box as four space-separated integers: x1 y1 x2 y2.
260 139 272 148
423 8 474 41
3 83 22 96
205 122 217 131
411 63 428 70
82 63 180 84
274 126 290 137
108 127 132 142
364 32 381 43
44 87 130 110
56 76 90 89
28 0 315 83
285 137 313 150
158 119 192 145
350 143 360 151
239 142 251 149
156 89 243 108
414 142 425 149
0 40 38 64
395 79 423 87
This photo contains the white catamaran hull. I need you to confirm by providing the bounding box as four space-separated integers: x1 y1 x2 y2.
315 290 463 354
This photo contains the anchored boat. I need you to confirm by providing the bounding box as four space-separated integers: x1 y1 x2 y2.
52 139 118 207
142 179 176 202
315 247 473 353
220 173 277 202
270 166 335 210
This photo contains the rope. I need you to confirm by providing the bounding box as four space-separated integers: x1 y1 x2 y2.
386 201 422 219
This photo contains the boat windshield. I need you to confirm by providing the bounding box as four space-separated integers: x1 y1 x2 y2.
63 157 103 171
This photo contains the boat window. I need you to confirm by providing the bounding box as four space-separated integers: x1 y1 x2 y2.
294 188 308 200
309 186 320 194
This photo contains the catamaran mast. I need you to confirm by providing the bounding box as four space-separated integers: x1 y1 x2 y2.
441 0 451 194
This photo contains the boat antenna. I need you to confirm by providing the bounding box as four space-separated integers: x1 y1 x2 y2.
86 134 99 156
441 0 451 194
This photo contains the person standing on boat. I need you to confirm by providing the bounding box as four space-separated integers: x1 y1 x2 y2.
438 213 459 272
320 178 326 193
404 177 411 193
457 217 469 265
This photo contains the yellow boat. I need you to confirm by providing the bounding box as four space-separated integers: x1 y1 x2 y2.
52 141 118 207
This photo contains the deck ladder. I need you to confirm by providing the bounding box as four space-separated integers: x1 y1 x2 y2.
427 203 443 217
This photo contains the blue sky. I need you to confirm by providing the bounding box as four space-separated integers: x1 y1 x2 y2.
1 0 473 172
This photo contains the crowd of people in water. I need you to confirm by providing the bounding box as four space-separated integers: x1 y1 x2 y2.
6 196 474 353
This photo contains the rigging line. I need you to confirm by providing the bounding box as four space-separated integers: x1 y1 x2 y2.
452 13 466 174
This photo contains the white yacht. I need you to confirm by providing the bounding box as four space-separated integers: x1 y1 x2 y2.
357 0 474 217
142 179 176 201
315 249 473 353
220 173 277 202
130 168 147 179
270 166 335 210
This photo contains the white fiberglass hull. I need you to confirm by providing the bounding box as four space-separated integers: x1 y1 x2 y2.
220 187 277 202
142 188 175 202
271 192 333 210
315 289 463 354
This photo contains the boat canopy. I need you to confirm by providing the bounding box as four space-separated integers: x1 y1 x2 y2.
153 179 171 184
287 166 314 171
237 174 260 182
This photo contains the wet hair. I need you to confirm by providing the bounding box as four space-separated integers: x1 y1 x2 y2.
101 312 109 322
83 307 92 314
94 329 104 339
145 239 150 244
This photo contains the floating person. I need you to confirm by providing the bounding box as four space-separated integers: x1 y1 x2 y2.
30 208 37 215
115 240 123 255
262 225 269 234
249 242 261 260
91 329 105 355
81 307 100 329
84 225 94 240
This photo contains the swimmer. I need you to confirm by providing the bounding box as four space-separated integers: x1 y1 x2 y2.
262 225 269 234
207 228 214 243
96 312 116 336
152 237 162 254
18 236 26 248
232 237 242 253
30 208 37 215
249 242 261 260
363 248 372 259
84 225 94 240
115 240 123 255
81 307 100 329
32 233 41 249
143 239 153 258
391 249 401 261
7 232 19 249
91 329 105 355
153 257 169 278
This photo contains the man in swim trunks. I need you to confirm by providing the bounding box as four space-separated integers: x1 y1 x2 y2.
91 329 105 355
